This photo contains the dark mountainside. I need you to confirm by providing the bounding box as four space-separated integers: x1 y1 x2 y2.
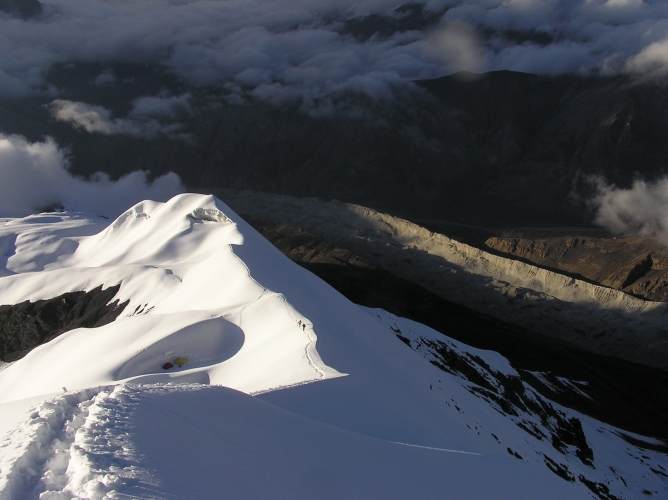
1 64 667 226
0 285 127 362
245 215 668 444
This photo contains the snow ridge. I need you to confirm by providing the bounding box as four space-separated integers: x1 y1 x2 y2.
0 194 343 403
0 194 665 499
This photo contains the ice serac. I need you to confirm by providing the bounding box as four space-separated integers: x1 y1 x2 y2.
0 193 343 403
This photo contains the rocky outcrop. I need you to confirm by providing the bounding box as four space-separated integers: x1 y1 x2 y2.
0 285 127 362
486 234 668 302
243 216 376 270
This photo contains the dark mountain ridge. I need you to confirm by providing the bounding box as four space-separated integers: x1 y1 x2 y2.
1 65 667 226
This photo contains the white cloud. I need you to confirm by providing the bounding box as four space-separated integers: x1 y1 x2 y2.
0 134 184 218
625 37 668 79
93 68 116 86
48 93 192 138
591 176 668 244
427 22 487 73
49 100 124 134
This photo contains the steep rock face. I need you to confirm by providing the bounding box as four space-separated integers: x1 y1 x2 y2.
486 234 668 302
0 285 127 362
242 216 375 270
2 65 668 226
416 73 668 224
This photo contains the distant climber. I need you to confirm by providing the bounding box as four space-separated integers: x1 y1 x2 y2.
298 320 302 327
163 362 174 370
302 323 306 331
174 357 188 367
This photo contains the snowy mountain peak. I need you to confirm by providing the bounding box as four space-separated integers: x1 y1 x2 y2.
0 194 666 499
0 193 343 403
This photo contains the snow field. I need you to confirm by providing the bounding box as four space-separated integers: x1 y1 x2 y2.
0 193 665 499
367 308 668 499
2 384 591 500
0 386 134 500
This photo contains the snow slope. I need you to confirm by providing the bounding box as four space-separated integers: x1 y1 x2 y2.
0 194 665 499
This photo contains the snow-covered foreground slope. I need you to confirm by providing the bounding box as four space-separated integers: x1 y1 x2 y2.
0 384 587 500
0 194 665 499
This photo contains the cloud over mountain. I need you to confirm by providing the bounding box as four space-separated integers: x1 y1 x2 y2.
0 133 184 218
0 0 666 104
592 176 668 245
48 93 192 138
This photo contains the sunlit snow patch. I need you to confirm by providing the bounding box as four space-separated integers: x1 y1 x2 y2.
0 193 344 403
112 208 150 228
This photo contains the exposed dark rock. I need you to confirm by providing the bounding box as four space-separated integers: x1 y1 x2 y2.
243 216 375 270
622 254 654 289
615 433 668 454
551 417 594 466
0 285 128 362
544 455 576 482
415 333 595 465
578 475 624 500
419 338 496 392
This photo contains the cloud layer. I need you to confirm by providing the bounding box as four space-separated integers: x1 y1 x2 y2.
592 177 668 245
0 134 184 218
0 0 667 103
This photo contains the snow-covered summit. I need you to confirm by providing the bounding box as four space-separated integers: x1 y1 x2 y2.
0 194 665 499
0 193 342 402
